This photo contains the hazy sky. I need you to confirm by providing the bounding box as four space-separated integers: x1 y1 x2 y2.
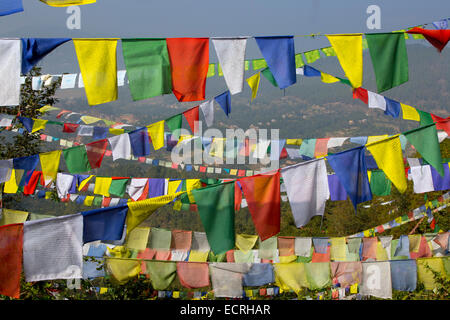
0 1 448 71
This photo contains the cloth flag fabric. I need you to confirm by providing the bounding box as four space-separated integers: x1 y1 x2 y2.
109 178 128 197
23 214 83 281
431 163 450 191
165 114 183 140
192 183 235 254
39 150 61 186
274 263 308 294
235 234 258 253
0 209 28 226
105 258 140 285
239 171 281 241
171 230 192 251
0 0 23 16
145 261 177 290
410 165 435 193
365 33 409 93
369 170 392 196
360 261 392 299
326 34 363 88
212 38 247 95
56 173 74 199
121 39 172 101
246 72 261 101
0 39 21 106
390 260 417 291
215 90 231 117
93 177 112 197
127 178 148 201
40 1 96 6
261 67 278 87
254 36 296 89
129 127 151 157
327 146 372 210
0 223 23 299
21 38 71 74
177 262 210 288
384 97 401 118
242 263 274 287
73 39 118 105
183 106 200 134
108 133 132 161
366 135 407 193
404 124 444 176
328 174 348 201
147 120 165 150
149 227 172 250
401 103 420 121
407 27 450 52
417 257 447 290
209 263 251 298
294 237 312 257
331 262 362 288
81 205 128 243
63 145 91 174
166 38 209 102
199 100 214 127
281 159 330 227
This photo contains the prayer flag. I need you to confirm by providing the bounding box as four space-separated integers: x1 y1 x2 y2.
0 0 23 16
214 90 231 117
183 106 200 134
0 40 21 106
246 72 260 101
82 205 128 243
166 38 209 102
73 39 118 105
261 67 278 87
365 33 409 93
93 177 112 197
200 100 214 127
108 133 131 161
239 171 281 241
166 114 183 140
407 27 450 52
390 260 417 291
40 1 96 6
147 120 165 150
128 127 151 157
145 261 177 290
121 39 172 100
0 223 23 299
177 262 210 289
21 38 71 74
326 34 363 88
39 150 61 186
62 145 91 174
105 258 140 285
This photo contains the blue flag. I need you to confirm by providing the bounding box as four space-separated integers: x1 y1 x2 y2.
254 36 296 89
129 127 151 157
214 90 231 117
81 205 128 243
312 238 329 254
92 126 109 140
21 38 71 74
390 260 417 291
349 136 368 145
13 154 39 171
384 97 401 118
243 263 274 286
17 116 34 133
394 235 410 257
0 0 23 17
303 65 321 77
327 146 372 211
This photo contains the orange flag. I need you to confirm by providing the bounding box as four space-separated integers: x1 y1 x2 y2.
166 38 209 102
0 223 23 299
183 106 200 134
238 170 281 241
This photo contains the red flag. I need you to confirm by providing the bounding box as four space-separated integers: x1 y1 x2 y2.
23 171 42 195
407 27 450 52
85 139 108 169
183 106 200 134
63 123 80 133
238 170 281 241
166 38 209 102
314 138 330 157
279 147 288 159
431 114 450 135
410 236 432 259
102 197 112 207
311 246 331 263
353 87 368 104
0 223 23 299
234 181 242 211
56 109 71 118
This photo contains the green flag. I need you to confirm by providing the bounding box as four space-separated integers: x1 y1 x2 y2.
252 58 267 70
62 145 91 174
165 114 183 140
122 39 172 101
321 47 336 57
145 261 177 290
304 49 321 64
404 123 444 176
366 33 409 93
418 110 434 126
295 53 305 68
261 67 278 87
192 182 235 255
109 179 129 197
370 170 392 196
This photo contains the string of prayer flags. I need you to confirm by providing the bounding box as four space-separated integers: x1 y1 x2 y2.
0 223 23 299
404 123 444 176
366 135 407 193
238 171 281 241
246 72 261 102
40 0 96 6
365 33 409 93
214 91 231 117
254 36 296 89
327 146 372 211
21 38 71 75
0 0 23 17
0 39 21 106
183 106 200 134
407 27 450 52
212 37 248 95
39 150 61 186
166 38 209 102
281 159 329 227
73 39 118 106
121 39 172 101
326 34 363 88
192 182 235 255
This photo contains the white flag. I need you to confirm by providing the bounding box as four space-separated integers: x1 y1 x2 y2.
0 39 21 106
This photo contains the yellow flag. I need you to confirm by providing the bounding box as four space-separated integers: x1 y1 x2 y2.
126 227 150 250
105 258 141 285
326 34 363 88
375 241 389 261
229 169 238 175
279 255 298 263
186 179 202 203
39 150 61 186
84 196 95 206
80 115 102 124
320 72 340 83
188 250 209 262
408 235 422 253
147 120 165 150
78 175 94 191
39 105 59 113
330 237 347 261
417 258 446 290
367 135 389 144
168 180 182 195
246 72 261 102
0 209 29 226
109 128 124 135
93 177 112 197
367 170 372 182
73 39 118 106
401 103 420 121
126 192 184 234
286 138 302 146
31 119 48 133
235 234 259 253
366 135 407 193
274 263 308 294
4 169 19 194
40 0 96 6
